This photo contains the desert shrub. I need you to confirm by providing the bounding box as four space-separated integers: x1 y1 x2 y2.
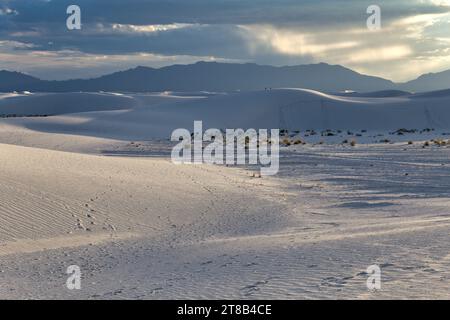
394 128 416 135
434 139 447 146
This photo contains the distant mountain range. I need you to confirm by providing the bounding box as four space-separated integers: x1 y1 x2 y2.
0 62 449 93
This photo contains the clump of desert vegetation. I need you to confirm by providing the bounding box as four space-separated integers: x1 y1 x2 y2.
0 114 50 118
305 129 317 136
391 128 417 136
279 129 307 147
321 129 336 137
282 138 291 146
432 139 449 147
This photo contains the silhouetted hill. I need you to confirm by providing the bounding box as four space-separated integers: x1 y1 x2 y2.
401 69 450 93
0 71 41 91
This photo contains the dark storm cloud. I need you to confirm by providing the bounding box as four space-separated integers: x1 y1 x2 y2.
0 0 446 54
3 0 449 27
0 0 449 80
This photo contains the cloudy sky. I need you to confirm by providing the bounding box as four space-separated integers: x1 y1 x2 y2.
0 0 449 81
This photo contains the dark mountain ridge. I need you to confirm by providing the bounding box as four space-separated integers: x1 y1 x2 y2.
0 61 448 93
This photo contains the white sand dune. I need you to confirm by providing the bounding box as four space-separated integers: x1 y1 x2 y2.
0 142 285 256
1 142 450 299
1 89 450 299
1 89 450 146
0 92 138 116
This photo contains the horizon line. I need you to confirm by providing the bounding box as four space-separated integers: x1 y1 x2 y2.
0 60 444 84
